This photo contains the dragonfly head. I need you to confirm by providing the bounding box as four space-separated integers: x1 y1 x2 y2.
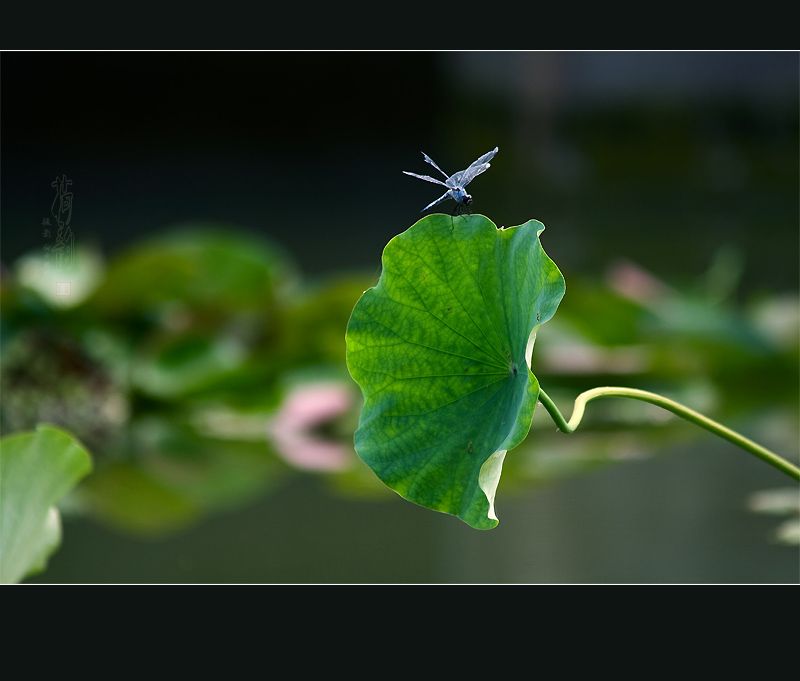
452 187 472 205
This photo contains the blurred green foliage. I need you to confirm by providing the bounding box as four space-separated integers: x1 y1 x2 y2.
1 225 373 541
1 220 797 557
0 425 92 583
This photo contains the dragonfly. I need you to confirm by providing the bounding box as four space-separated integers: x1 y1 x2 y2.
403 147 498 213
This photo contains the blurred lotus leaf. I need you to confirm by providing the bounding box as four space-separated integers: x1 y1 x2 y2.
89 225 298 319
0 425 92 583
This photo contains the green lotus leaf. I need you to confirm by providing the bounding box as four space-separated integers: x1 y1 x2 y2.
0 425 92 583
346 214 565 529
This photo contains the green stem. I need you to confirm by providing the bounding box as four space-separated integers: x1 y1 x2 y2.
537 386 800 482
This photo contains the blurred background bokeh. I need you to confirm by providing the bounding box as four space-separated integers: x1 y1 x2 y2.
1 51 798 583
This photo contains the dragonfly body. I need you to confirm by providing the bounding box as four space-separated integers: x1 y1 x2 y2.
403 147 498 212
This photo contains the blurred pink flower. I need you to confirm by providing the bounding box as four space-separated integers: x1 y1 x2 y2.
267 382 354 471
606 259 673 304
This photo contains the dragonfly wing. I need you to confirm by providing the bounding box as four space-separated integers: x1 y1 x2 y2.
422 190 452 211
421 152 450 180
471 147 499 168
453 147 499 187
403 171 448 187
449 163 488 188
